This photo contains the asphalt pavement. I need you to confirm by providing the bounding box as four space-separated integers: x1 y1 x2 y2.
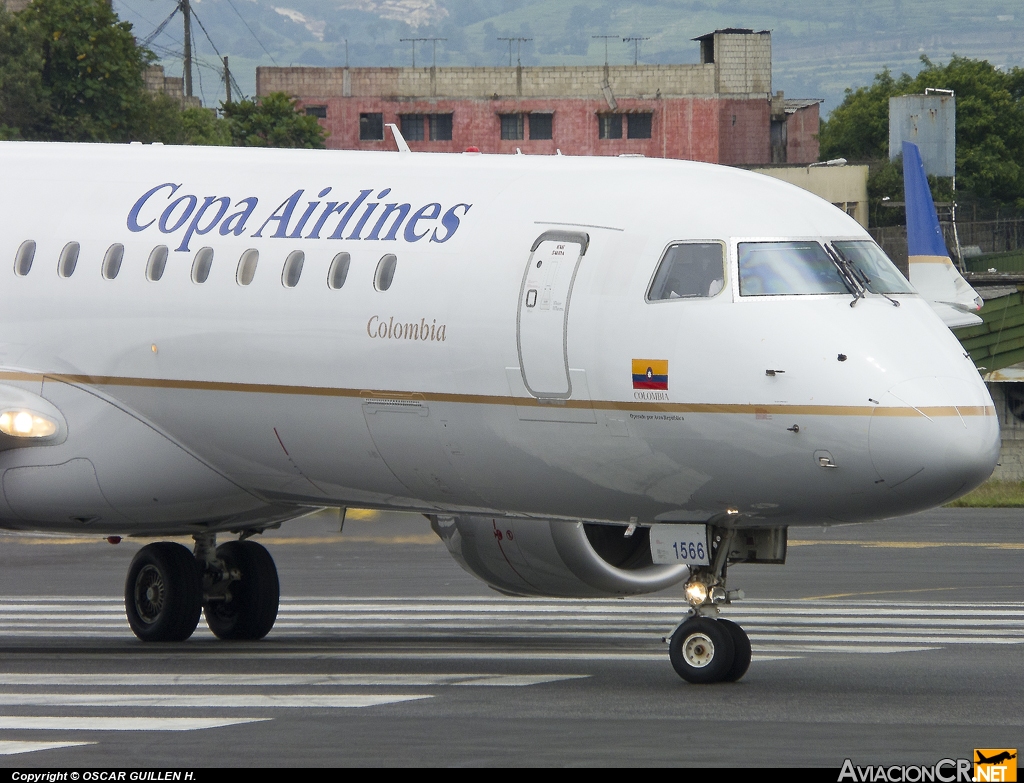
0 507 1019 767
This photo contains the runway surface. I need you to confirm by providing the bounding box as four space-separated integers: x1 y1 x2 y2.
0 507 1020 767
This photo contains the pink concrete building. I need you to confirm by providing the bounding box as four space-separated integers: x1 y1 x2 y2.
257 29 820 166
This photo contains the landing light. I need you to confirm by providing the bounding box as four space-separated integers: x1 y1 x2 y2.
0 409 58 438
684 582 708 606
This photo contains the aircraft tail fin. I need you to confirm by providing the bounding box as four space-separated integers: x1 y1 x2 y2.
902 140 983 328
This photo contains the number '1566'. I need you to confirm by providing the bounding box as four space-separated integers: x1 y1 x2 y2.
672 541 705 560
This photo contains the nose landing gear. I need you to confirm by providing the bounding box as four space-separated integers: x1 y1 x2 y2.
667 529 753 684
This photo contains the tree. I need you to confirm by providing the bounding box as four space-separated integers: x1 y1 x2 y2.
819 55 1024 208
0 4 49 139
20 0 154 142
221 92 327 148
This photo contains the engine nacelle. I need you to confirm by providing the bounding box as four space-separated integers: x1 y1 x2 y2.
430 515 690 598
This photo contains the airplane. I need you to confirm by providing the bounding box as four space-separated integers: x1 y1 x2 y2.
0 133 999 684
976 751 1016 765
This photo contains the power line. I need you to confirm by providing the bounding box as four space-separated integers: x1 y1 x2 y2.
188 5 243 98
141 6 179 48
223 0 277 65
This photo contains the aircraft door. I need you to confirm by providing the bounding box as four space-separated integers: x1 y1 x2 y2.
517 231 589 398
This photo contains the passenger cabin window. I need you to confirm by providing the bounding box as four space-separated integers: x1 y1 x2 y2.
375 254 397 291
738 241 847 296
192 247 214 284
282 250 304 288
102 244 124 280
147 246 168 282
236 249 258 286
58 242 80 278
328 252 350 290
648 243 725 300
832 241 914 294
14 241 35 276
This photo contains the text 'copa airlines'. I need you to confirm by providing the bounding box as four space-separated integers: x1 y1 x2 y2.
126 183 474 252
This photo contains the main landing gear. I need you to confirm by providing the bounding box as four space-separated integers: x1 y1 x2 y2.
124 534 279 642
667 529 752 684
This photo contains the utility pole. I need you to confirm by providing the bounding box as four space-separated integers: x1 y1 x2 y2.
223 56 231 104
181 0 193 98
497 37 532 67
622 36 649 66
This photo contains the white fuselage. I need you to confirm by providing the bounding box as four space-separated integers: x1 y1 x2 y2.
0 142 999 534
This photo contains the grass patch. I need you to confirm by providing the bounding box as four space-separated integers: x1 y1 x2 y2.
946 479 1024 507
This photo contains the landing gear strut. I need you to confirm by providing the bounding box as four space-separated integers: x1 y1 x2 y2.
667 528 752 684
124 534 280 642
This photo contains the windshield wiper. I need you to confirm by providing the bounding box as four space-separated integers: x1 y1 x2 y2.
831 245 900 307
824 245 866 307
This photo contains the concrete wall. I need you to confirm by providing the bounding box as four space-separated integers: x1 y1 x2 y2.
785 104 819 165
750 164 869 227
258 30 809 166
713 31 772 94
303 95 747 162
259 63 725 102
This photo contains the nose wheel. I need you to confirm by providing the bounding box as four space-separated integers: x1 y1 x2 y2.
669 616 750 683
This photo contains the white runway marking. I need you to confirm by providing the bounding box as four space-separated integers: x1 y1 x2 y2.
0 673 587 687
0 716 271 731
0 596 1020 657
0 740 94 756
0 693 431 708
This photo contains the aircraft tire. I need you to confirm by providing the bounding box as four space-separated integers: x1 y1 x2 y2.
125 542 203 642
718 619 752 682
204 540 279 640
669 617 736 684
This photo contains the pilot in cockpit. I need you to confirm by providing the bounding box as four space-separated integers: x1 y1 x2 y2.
648 242 725 301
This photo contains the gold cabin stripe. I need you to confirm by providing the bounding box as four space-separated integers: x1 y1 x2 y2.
0 371 996 417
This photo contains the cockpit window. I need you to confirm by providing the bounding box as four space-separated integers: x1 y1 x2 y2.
647 243 725 300
738 241 847 296
832 241 914 294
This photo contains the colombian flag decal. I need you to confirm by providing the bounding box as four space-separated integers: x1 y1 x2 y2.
632 359 668 390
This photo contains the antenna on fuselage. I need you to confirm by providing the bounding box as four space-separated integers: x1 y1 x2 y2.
386 123 411 153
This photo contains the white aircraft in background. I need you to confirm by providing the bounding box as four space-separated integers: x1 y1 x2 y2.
0 134 997 684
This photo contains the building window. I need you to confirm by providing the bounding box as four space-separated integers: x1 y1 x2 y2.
400 113 453 142
401 114 425 141
304 105 327 119
500 114 524 140
430 113 453 141
598 114 622 139
360 112 384 141
529 113 553 140
627 113 653 139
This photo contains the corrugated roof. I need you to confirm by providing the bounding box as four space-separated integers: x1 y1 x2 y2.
784 98 823 113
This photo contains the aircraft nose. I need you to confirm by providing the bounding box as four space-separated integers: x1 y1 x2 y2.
868 376 1000 505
